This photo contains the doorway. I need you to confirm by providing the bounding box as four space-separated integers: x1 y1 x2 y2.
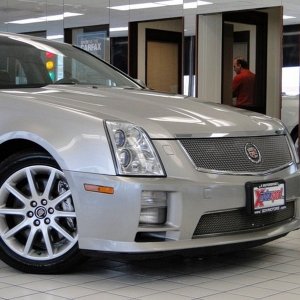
222 10 268 114
129 18 183 94
146 29 182 93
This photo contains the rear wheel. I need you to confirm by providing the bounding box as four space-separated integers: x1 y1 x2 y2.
0 151 82 273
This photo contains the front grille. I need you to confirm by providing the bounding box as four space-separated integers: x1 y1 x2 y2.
193 201 295 238
179 135 293 174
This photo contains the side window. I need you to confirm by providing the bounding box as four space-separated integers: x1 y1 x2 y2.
0 44 52 88
0 56 28 86
15 60 28 85
0 57 11 86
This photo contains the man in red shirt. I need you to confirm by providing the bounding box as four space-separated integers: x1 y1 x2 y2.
232 58 256 109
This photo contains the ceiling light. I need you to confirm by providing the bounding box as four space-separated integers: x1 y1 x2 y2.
283 15 296 19
109 1 212 10
184 1 212 9
47 35 64 40
108 3 165 11
197 0 213 5
5 12 83 24
184 2 197 9
109 27 128 32
157 0 183 5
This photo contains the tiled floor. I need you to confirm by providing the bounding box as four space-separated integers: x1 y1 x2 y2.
1 230 300 299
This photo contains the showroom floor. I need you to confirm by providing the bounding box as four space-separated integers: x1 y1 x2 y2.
1 231 300 299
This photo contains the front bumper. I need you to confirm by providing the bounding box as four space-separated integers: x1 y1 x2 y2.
64 165 300 254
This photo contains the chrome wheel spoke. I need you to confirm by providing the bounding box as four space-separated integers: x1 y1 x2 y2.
55 211 76 218
43 169 56 199
41 227 53 258
51 190 72 207
25 167 39 199
51 222 76 242
0 207 26 216
3 219 29 239
4 182 28 205
23 227 37 256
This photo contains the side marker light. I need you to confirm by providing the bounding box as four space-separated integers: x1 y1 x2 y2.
84 184 114 194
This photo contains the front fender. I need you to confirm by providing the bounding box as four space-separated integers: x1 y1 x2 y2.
0 130 116 175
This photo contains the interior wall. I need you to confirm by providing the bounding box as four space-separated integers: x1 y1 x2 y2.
137 19 183 82
263 6 283 118
197 14 222 102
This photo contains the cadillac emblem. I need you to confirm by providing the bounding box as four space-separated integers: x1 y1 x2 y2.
244 143 262 164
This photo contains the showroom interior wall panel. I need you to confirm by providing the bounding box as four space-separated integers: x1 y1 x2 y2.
109 0 129 38
63 1 109 29
45 0 64 40
197 14 222 103
263 6 283 118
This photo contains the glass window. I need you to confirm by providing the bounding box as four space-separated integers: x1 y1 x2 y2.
282 66 300 96
0 34 140 89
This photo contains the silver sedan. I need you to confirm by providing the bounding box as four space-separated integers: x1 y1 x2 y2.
0 32 300 274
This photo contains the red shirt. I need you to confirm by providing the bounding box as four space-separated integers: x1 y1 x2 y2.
232 69 256 107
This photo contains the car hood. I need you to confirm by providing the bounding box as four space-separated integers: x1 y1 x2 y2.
1 85 284 139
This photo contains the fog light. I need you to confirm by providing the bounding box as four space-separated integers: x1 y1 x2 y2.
140 191 167 225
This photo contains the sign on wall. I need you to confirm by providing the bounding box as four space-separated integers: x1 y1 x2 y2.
76 31 106 59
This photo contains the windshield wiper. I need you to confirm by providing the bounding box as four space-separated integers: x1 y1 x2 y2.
54 78 80 84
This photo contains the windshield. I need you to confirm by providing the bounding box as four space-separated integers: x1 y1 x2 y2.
0 34 141 89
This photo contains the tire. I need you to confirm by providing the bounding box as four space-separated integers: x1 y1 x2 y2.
0 151 83 274
291 128 299 154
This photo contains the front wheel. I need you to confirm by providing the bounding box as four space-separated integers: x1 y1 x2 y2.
0 151 82 273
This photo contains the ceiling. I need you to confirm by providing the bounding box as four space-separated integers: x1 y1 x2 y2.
0 0 299 37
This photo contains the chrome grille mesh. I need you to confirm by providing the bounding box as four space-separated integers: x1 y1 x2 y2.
179 135 293 174
193 201 295 237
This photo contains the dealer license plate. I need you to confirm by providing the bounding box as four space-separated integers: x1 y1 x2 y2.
245 180 286 215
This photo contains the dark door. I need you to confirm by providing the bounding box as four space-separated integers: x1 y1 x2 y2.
222 10 268 114
146 29 182 94
222 23 234 106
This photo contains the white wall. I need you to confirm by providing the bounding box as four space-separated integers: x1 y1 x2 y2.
263 6 283 118
197 14 223 102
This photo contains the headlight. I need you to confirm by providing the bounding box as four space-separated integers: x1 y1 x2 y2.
105 121 166 176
